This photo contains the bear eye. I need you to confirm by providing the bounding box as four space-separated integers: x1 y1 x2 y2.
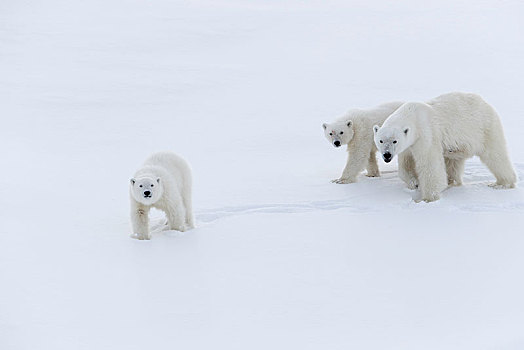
139 185 143 188
393 140 397 144
151 184 154 187
340 131 343 135
379 140 383 143
329 133 332 136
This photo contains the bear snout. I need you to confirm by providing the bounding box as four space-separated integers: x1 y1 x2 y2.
383 152 392 162
333 140 341 147
143 190 151 197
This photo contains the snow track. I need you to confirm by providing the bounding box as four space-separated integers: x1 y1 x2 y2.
195 163 524 224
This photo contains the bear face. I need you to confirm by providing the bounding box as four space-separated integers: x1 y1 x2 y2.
130 176 163 205
322 120 354 148
373 125 411 163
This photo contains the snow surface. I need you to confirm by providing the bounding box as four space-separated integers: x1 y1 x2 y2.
1 1 524 349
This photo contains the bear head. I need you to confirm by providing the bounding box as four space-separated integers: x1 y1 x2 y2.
322 120 354 148
373 124 412 163
130 176 163 205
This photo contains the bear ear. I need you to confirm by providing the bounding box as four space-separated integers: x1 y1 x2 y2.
347 120 352 127
373 125 379 133
404 127 409 135
322 123 328 130
156 178 160 183
130 178 135 185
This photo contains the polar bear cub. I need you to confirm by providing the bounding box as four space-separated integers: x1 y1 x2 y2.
322 101 403 183
373 92 517 202
130 151 194 240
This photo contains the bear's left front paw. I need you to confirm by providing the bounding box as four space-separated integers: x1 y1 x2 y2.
331 177 356 184
365 171 380 178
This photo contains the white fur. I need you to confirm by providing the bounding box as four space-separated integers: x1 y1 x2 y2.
323 101 403 183
374 92 517 202
130 151 194 240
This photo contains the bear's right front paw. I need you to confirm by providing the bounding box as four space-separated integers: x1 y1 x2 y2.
331 178 356 184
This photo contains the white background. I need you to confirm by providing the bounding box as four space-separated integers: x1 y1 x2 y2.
1 1 524 349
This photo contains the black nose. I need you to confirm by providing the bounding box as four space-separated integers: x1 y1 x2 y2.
144 191 151 196
383 152 392 162
334 141 341 147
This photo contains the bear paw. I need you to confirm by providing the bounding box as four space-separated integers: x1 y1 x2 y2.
169 225 188 232
365 171 380 178
448 179 463 187
416 193 440 203
331 177 357 184
131 233 151 240
489 182 515 189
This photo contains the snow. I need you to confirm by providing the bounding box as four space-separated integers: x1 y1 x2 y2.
1 1 524 349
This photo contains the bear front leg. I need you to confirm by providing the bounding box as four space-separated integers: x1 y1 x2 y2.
365 150 380 177
413 149 447 202
398 152 419 190
332 150 368 184
131 202 150 240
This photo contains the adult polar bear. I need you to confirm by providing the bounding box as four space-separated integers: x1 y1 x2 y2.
323 101 403 183
373 92 516 202
130 151 194 240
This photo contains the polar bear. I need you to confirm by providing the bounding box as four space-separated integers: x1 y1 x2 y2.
130 151 194 240
373 92 517 202
322 101 403 183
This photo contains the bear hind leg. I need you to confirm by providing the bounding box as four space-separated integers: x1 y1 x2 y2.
445 157 465 186
479 139 517 189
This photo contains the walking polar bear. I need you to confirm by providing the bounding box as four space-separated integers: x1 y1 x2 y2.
322 101 403 183
373 92 517 202
130 151 194 240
